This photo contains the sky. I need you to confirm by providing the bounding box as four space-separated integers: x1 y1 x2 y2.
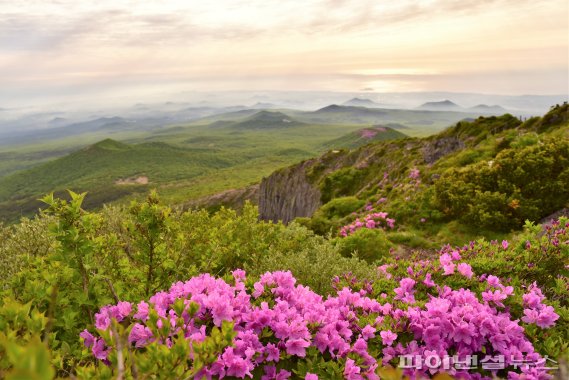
0 0 568 107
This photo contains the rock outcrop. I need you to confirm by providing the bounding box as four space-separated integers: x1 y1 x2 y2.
423 137 464 164
259 160 321 223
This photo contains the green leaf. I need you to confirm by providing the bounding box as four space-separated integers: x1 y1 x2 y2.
6 337 55 380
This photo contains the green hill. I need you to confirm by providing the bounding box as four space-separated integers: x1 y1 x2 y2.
224 111 306 129
322 126 408 149
0 139 234 220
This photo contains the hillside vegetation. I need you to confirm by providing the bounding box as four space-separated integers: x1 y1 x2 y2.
260 104 569 252
322 126 408 150
0 112 408 222
0 189 567 379
0 104 567 379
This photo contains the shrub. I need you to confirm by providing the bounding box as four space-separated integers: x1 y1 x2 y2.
337 228 392 263
434 140 569 231
320 167 367 203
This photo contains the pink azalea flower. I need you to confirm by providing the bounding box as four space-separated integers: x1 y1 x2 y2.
133 300 149 321
92 339 109 360
80 329 95 348
361 325 376 340
129 324 153 348
443 263 455 275
457 263 474 279
380 330 397 346
285 339 310 357
439 253 452 266
423 273 436 287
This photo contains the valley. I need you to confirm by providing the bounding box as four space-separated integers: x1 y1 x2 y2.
0 102 492 222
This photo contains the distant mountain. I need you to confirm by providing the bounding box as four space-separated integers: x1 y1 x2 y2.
0 115 184 147
468 104 508 114
86 138 131 152
417 100 509 115
250 102 278 109
48 117 69 127
342 98 382 107
71 116 131 130
322 126 408 150
316 104 345 113
417 100 462 111
298 105 478 134
228 111 305 129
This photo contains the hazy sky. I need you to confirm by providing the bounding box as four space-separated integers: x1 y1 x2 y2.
1 0 568 107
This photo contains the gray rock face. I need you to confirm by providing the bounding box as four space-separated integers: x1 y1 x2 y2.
423 137 464 164
259 160 321 223
540 208 569 226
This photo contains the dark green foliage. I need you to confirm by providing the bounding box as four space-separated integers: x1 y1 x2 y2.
320 167 367 202
0 192 568 378
307 196 365 235
248 223 379 294
439 114 522 143
337 228 392 263
528 102 569 133
434 140 569 230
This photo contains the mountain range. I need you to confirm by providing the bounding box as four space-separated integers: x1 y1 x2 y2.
417 99 508 114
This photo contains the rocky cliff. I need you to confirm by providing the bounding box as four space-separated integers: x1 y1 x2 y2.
258 160 322 223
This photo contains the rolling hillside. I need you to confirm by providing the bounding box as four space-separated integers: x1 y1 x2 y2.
0 102 538 222
322 125 408 149
0 117 411 222
0 139 238 220
215 110 306 129
256 103 569 246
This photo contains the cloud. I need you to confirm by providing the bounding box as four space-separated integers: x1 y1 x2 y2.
0 0 566 103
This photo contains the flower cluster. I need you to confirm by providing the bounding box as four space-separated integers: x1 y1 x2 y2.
339 212 395 237
401 287 549 380
408 168 420 180
521 282 559 329
81 264 558 380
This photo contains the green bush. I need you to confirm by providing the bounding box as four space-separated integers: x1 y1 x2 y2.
0 217 53 290
306 196 365 235
434 140 569 230
336 228 392 263
320 167 367 202
249 223 379 294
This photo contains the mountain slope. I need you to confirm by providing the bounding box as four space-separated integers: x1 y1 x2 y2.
468 104 507 114
0 139 234 220
257 104 569 246
342 98 382 107
322 126 408 150
417 100 462 111
229 111 306 129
